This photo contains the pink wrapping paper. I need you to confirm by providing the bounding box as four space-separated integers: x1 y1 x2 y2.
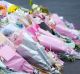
55 25 77 39
48 14 80 41
50 14 66 27
0 45 34 73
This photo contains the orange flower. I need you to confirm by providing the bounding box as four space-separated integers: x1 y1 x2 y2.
0 4 7 16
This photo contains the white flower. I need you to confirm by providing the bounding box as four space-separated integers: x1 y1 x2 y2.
32 4 38 9
37 7 40 11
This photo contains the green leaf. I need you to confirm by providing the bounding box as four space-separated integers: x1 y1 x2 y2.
75 45 80 50
29 0 33 6
60 53 75 62
40 6 49 14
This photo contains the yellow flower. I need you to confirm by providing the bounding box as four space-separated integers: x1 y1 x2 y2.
29 10 33 14
8 4 19 13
